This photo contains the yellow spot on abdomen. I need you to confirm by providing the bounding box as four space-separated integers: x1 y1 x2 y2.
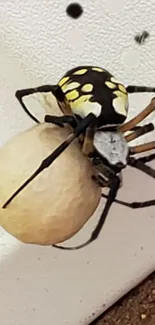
66 90 79 101
61 81 80 92
73 69 88 75
58 76 70 87
105 81 116 89
70 94 92 108
114 90 127 99
118 84 127 93
70 95 101 118
81 84 93 92
92 67 104 72
113 90 128 116
111 77 121 84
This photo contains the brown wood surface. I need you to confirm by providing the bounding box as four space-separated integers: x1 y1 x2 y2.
91 272 155 325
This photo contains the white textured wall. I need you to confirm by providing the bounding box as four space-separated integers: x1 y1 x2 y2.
0 0 155 146
0 1 155 325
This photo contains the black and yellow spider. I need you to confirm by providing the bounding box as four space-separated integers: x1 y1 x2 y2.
2 65 155 249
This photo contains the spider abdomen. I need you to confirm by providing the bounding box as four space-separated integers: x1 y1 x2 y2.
58 65 129 126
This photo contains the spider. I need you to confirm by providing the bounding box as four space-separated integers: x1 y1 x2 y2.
2 65 155 250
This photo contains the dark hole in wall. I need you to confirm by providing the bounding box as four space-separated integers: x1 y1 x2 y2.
66 3 83 19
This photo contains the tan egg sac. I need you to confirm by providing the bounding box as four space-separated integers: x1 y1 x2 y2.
0 123 101 245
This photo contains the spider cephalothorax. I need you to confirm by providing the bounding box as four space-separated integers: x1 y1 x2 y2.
2 65 155 249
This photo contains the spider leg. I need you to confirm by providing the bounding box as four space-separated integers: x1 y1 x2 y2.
91 174 109 188
92 156 117 179
114 155 155 208
2 113 96 209
119 98 155 133
44 115 87 149
102 154 155 209
44 114 78 129
125 123 154 143
82 122 96 157
101 193 155 209
129 126 142 132
138 152 155 164
52 173 120 250
126 85 155 93
128 156 155 178
129 141 155 155
15 85 65 123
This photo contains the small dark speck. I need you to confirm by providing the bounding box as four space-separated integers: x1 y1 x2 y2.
134 30 150 44
80 300 83 303
16 277 20 281
33 308 36 311
66 3 83 19
87 261 90 265
141 246 144 251
92 312 96 316
37 257 41 261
